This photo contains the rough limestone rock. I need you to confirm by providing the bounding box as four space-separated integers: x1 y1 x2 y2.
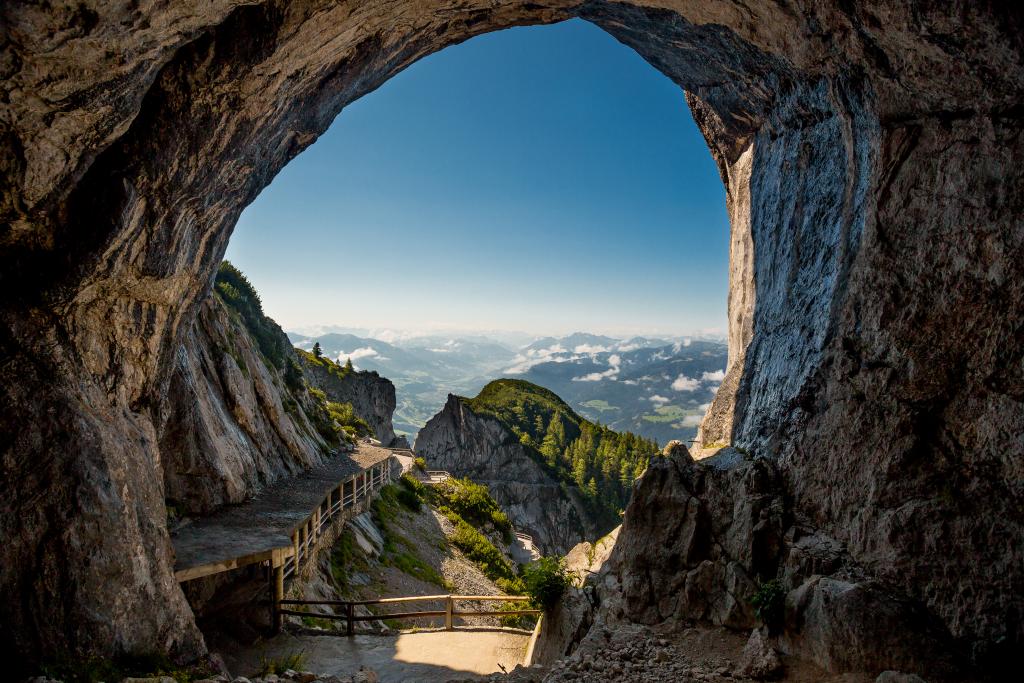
780 576 962 680
415 394 599 555
564 526 620 586
875 673 928 683
300 358 403 447
1 0 1021 674
160 294 330 515
738 628 783 680
611 444 785 629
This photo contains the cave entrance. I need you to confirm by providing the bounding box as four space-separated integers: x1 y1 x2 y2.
4 0 894 666
223 19 732 451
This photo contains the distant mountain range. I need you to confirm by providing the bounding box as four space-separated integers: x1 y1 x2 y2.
288 330 728 446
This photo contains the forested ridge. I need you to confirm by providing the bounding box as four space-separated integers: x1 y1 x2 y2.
463 379 659 522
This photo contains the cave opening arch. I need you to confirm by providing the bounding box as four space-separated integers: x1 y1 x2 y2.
2 0 1021 673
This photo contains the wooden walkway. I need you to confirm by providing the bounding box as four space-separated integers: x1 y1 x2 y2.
171 443 394 582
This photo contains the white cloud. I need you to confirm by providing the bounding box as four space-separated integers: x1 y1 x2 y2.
649 395 670 404
701 369 726 382
671 374 700 392
698 402 712 411
504 344 575 374
574 343 609 354
623 379 638 385
572 353 621 382
337 347 379 362
681 414 703 427
616 342 642 352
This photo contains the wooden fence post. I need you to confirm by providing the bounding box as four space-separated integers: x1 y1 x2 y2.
272 558 284 634
445 595 453 631
346 602 354 637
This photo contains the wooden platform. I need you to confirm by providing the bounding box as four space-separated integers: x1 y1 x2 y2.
171 443 394 582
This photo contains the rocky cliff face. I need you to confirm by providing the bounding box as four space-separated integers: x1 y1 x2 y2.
1 0 1021 675
609 443 967 678
300 357 405 448
159 293 330 516
416 394 600 555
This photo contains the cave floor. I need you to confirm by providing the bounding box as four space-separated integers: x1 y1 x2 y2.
171 443 394 580
221 628 531 682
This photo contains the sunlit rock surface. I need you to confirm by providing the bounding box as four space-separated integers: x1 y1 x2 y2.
415 394 600 555
1 0 1021 674
301 357 404 448
160 294 331 516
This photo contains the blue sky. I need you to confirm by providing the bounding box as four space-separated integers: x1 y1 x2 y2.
227 19 728 338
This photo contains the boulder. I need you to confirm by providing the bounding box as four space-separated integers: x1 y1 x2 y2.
738 629 783 679
780 577 962 679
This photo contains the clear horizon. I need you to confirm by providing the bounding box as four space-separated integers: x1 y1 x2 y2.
226 19 729 337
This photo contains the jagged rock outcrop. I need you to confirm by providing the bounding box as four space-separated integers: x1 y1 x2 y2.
160 294 330 515
300 357 404 448
612 444 784 630
416 394 599 555
1 0 1021 674
609 442 968 681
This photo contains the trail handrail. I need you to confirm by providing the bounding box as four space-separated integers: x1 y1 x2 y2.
423 470 452 484
278 594 540 635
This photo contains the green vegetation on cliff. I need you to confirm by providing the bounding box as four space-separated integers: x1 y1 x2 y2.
214 261 295 374
296 347 356 381
463 378 658 519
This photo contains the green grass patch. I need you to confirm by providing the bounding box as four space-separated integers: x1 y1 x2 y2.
432 477 513 543
449 517 516 583
258 651 306 677
581 399 617 412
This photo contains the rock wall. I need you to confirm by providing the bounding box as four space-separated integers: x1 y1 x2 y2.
160 293 329 516
415 394 601 555
300 358 404 448
608 442 972 680
1 0 1021 673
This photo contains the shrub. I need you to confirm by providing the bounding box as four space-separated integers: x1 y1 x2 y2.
395 485 421 512
450 519 516 583
497 600 538 629
435 478 513 541
751 578 786 632
523 556 570 611
327 400 373 438
413 456 427 471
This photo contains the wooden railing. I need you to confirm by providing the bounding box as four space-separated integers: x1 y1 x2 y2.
423 470 452 484
277 594 539 636
283 458 392 580
514 531 534 546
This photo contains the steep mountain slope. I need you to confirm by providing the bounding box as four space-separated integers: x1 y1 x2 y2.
415 379 658 554
160 265 332 516
161 263 402 516
298 351 406 447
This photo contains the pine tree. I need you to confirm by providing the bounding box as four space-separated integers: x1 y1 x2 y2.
312 341 322 359
344 357 354 373
572 453 587 489
539 412 566 468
